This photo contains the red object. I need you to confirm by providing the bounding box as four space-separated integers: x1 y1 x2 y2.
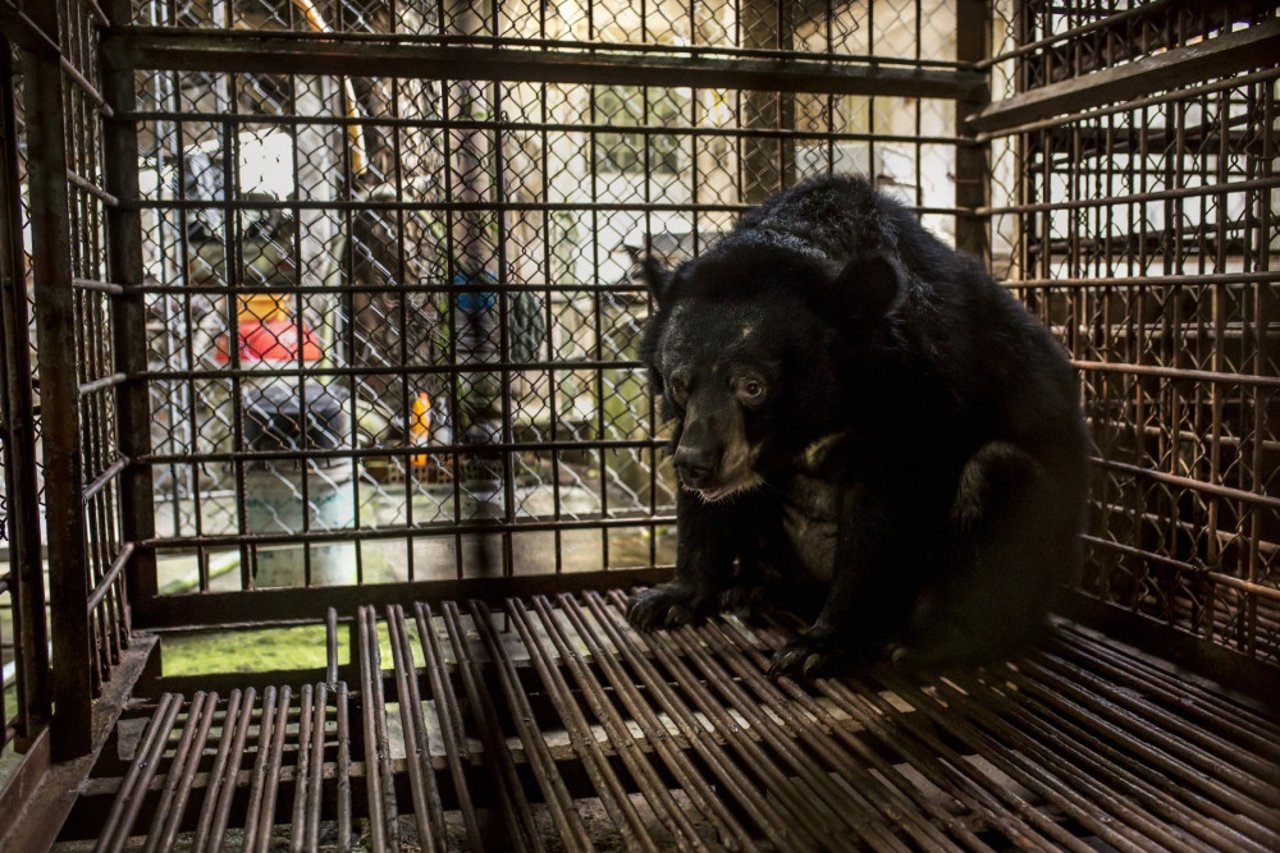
215 319 323 363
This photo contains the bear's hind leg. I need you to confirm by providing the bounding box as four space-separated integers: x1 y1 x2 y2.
896 442 1079 668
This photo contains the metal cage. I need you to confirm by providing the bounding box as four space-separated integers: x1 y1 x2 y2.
0 0 1276 849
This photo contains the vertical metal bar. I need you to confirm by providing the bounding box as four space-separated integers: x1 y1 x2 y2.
24 3 96 758
145 690 216 853
0 39 50 742
192 688 248 853
105 0 157 617
412 602 483 851
253 684 292 853
956 0 991 262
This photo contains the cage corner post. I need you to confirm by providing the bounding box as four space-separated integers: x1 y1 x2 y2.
0 36 51 747
104 0 159 624
955 0 993 264
22 3 94 759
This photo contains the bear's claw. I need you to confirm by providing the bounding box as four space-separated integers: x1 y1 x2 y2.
768 634 847 679
625 584 709 632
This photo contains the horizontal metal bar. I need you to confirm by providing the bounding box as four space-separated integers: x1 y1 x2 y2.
118 25 976 70
979 176 1280 215
1082 535 1280 603
970 19 1280 133
104 31 987 99
71 277 125 295
78 372 126 396
144 359 646 382
144 436 665 465
83 456 128 502
976 66 1280 142
143 513 675 550
65 169 118 207
1002 271 1280 290
124 108 969 146
1091 457 1280 511
1072 360 1280 390
136 281 648 296
134 566 673 628
86 542 135 611
133 196 970 216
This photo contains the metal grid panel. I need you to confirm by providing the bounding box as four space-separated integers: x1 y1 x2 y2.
129 0 962 67
133 58 962 597
989 3 1280 665
79 596 1280 850
0 0 137 758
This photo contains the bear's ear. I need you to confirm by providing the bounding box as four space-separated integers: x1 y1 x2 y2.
833 252 905 320
639 255 672 306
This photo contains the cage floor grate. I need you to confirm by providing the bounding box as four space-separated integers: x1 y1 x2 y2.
83 592 1280 852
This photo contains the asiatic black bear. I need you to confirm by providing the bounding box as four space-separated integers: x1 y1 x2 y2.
626 175 1089 676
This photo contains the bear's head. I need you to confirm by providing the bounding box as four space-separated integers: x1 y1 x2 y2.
639 239 904 502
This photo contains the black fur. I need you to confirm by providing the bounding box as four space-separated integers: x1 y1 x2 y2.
627 175 1089 675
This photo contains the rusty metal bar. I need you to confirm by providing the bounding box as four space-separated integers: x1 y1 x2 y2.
105 22 975 68
982 663 1280 849
355 607 399 853
385 605 445 852
650 616 911 851
103 30 985 100
530 595 752 849
510 598 689 851
336 682 352 853
138 568 672 629
24 1 95 758
95 693 182 852
192 688 249 853
703 615 996 851
432 601 542 852
301 683 327 851
465 599 593 849
569 592 824 849
325 608 340 684
253 685 292 853
288 684 314 853
411 603 483 851
971 19 1280 132
0 36 49 745
144 690 217 853
240 686 279 853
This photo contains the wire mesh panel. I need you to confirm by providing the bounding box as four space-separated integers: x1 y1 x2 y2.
5 0 137 756
130 0 963 65
128 3 969 607
988 2 1280 667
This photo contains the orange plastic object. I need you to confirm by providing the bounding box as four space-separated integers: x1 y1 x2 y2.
410 391 432 466
215 318 323 363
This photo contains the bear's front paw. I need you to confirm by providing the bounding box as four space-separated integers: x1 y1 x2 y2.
625 584 711 632
767 632 849 679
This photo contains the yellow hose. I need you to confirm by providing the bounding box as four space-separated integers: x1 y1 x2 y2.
290 0 368 175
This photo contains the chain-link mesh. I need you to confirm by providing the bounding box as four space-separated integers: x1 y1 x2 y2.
135 11 965 591
992 0 1280 664
131 0 960 65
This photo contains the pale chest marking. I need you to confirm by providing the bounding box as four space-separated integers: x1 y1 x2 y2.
780 432 846 583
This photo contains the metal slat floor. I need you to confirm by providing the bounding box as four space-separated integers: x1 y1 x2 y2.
74 591 1280 851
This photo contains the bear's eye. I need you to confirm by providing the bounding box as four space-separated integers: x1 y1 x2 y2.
737 377 766 402
668 372 690 405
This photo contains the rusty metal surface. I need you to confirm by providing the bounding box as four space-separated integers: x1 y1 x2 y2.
77 596 1280 851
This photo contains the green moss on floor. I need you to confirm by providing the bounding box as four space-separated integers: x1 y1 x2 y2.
163 624 346 676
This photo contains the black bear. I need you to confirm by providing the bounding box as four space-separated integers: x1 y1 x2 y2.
626 175 1089 676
